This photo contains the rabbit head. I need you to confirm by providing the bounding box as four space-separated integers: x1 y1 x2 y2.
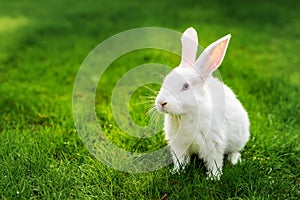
155 27 231 116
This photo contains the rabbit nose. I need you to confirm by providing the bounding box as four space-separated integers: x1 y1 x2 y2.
159 101 167 107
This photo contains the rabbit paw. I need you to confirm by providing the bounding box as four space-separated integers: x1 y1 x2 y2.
227 152 241 165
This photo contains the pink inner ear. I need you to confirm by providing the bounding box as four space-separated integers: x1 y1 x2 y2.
208 39 228 71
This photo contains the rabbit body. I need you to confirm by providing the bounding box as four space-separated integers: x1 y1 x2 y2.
155 28 250 179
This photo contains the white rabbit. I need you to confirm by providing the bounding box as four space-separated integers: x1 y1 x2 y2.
155 27 250 179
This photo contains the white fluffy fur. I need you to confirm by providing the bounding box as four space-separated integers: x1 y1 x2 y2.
155 27 250 180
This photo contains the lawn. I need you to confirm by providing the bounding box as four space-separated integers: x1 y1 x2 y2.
0 0 300 199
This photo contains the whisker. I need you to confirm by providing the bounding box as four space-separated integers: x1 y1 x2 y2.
133 100 155 106
147 107 161 132
154 112 162 132
140 96 156 103
148 110 159 132
152 110 160 120
148 110 156 127
140 95 156 100
142 85 159 95
146 106 156 117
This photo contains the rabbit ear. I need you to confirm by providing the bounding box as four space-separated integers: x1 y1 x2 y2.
180 27 198 67
196 34 231 78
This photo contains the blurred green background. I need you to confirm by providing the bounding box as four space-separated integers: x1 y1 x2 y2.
0 0 299 199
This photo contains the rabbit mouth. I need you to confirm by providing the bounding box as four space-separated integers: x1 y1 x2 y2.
156 104 182 115
155 104 167 113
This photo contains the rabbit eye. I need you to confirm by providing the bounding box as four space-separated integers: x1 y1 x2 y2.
182 83 190 90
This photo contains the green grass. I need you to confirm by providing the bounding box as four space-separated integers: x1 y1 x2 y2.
1 0 300 199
